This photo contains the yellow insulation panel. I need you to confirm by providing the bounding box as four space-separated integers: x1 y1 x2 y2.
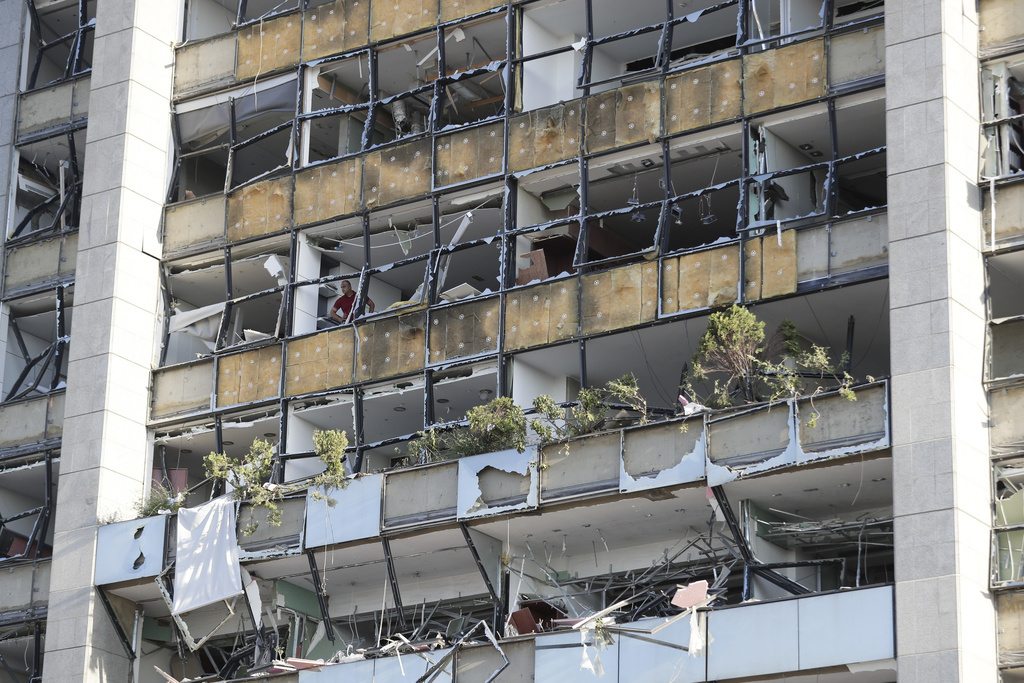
237 14 302 81
285 333 331 396
428 298 499 363
217 345 282 408
302 0 370 61
284 327 353 395
707 243 740 306
151 360 215 419
581 263 645 334
504 279 578 351
227 176 293 242
363 140 432 209
370 0 439 43
163 196 226 253
676 250 710 311
760 229 797 299
435 122 504 187
744 238 763 301
508 100 582 172
355 311 426 381
294 157 362 227
586 81 661 153
661 257 679 315
440 0 505 22
743 39 825 115
665 59 741 134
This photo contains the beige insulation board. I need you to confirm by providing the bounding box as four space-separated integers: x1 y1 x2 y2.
998 592 1024 660
760 229 798 299
992 383 1024 448
830 25 885 86
370 0 439 43
504 278 578 351
302 0 370 62
985 182 1024 248
508 100 582 172
428 298 499 363
2 233 76 293
0 396 51 449
707 243 740 306
586 81 661 154
580 262 657 335
440 0 505 22
173 34 236 99
665 59 741 135
237 13 302 81
743 39 825 115
227 176 293 242
363 139 432 209
383 461 458 525
435 122 504 188
163 196 226 254
355 311 426 382
294 157 362 227
981 0 1024 50
216 345 282 408
17 78 89 139
540 433 620 496
660 257 680 314
285 332 331 396
151 360 215 419
477 465 531 504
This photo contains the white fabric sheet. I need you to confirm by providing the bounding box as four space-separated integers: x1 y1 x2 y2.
173 496 242 614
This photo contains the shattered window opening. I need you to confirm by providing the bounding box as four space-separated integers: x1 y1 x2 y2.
2 289 72 404
23 0 95 90
8 131 85 244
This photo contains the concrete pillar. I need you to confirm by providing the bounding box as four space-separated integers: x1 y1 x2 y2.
42 0 179 680
885 0 995 678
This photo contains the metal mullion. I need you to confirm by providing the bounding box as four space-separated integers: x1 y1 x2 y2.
9 317 31 363
231 118 294 152
351 389 365 472
50 285 68 391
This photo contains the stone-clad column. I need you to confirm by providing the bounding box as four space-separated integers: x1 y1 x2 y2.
42 1 179 680
886 0 995 678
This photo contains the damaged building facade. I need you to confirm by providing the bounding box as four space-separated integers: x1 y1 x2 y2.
0 0 1016 679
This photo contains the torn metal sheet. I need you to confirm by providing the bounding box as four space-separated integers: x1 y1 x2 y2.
620 420 706 493
706 383 890 483
173 496 243 615
304 473 383 548
457 448 539 519
95 515 168 585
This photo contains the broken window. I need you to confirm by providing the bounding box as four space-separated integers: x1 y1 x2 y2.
517 0 585 110
23 0 95 90
292 220 365 334
666 131 743 252
8 131 85 243
430 361 499 426
302 52 378 159
988 251 1024 383
832 0 883 24
2 289 72 403
285 393 356 480
0 620 45 682
435 16 509 128
153 410 281 507
162 239 289 364
983 58 1024 179
667 0 741 69
361 377 426 465
171 74 298 199
995 457 1024 587
0 453 56 562
578 145 665 266
745 0 824 48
